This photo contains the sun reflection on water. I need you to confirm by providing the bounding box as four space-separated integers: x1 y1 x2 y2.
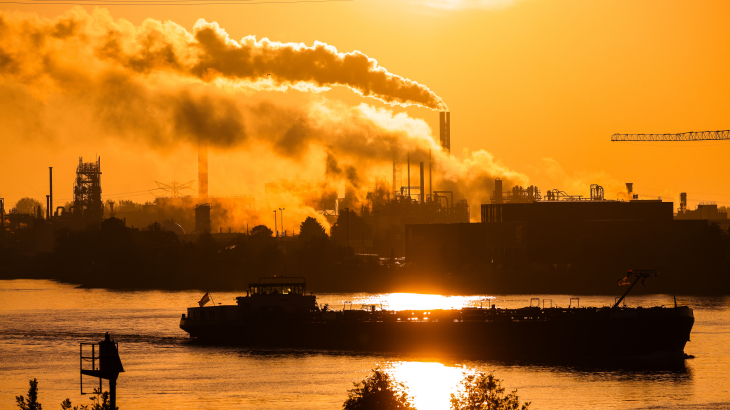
390 362 465 410
354 293 494 311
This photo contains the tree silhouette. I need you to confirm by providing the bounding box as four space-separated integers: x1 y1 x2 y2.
450 371 530 410
16 378 42 410
14 198 43 216
330 209 372 246
62 387 118 410
299 217 327 242
343 367 415 410
251 225 274 238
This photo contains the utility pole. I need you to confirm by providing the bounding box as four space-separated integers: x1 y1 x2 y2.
0 196 4 238
273 210 277 237
49 167 53 220
279 208 285 236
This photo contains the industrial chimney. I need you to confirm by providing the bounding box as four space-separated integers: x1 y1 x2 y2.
626 183 633 200
419 162 425 205
198 136 208 199
439 112 450 153
494 178 503 204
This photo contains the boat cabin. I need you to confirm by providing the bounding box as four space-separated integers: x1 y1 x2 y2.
236 277 317 313
249 283 305 296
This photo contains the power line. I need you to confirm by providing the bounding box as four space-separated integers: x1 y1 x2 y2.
0 157 45 199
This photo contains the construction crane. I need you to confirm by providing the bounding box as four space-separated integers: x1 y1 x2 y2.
611 130 730 142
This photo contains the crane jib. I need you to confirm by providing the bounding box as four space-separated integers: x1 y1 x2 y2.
611 130 730 141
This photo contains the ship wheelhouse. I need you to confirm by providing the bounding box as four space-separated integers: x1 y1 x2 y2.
237 277 317 313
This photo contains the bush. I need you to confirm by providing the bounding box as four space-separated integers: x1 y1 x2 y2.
16 378 42 410
450 372 530 410
61 388 117 410
343 367 416 410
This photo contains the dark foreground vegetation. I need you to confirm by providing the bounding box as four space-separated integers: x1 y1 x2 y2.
16 369 530 410
1 216 432 293
343 367 530 410
2 213 730 294
16 379 117 410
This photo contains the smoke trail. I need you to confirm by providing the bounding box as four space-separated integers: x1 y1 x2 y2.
0 8 532 226
0 8 446 110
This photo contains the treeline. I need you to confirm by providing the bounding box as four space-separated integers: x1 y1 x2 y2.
0 215 428 292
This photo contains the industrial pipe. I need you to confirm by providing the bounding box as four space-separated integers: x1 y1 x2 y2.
433 191 453 209
433 194 448 209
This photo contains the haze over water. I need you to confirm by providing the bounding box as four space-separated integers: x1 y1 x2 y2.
1 280 729 409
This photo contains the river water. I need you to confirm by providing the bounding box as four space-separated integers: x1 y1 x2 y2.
0 280 729 410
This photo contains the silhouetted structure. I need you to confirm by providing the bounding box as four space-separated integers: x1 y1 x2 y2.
180 276 694 358
48 166 53 221
482 201 673 223
612 129 730 141
80 332 124 409
72 157 103 228
194 203 211 233
675 192 728 225
404 178 728 294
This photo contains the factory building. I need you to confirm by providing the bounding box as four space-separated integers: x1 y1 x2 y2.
674 192 729 229
405 179 717 293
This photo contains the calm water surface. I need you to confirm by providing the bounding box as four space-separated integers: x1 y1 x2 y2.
1 280 729 409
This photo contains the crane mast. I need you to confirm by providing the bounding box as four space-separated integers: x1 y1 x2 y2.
611 130 730 142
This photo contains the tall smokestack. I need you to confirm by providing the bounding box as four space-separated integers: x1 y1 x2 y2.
495 178 503 204
419 162 424 205
626 183 633 200
46 195 50 219
199 136 209 199
49 167 52 219
429 150 432 201
407 154 410 200
439 112 450 153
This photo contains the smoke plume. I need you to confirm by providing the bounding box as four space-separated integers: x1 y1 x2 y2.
0 8 529 229
0 7 446 110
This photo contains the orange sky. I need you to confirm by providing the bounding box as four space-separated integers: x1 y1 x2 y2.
1 0 729 212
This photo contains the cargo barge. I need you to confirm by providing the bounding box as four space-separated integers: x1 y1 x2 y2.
179 272 694 358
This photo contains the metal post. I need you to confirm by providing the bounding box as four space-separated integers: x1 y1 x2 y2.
274 210 277 237
109 378 116 409
613 275 642 308
46 195 50 220
49 167 53 219
279 208 285 236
